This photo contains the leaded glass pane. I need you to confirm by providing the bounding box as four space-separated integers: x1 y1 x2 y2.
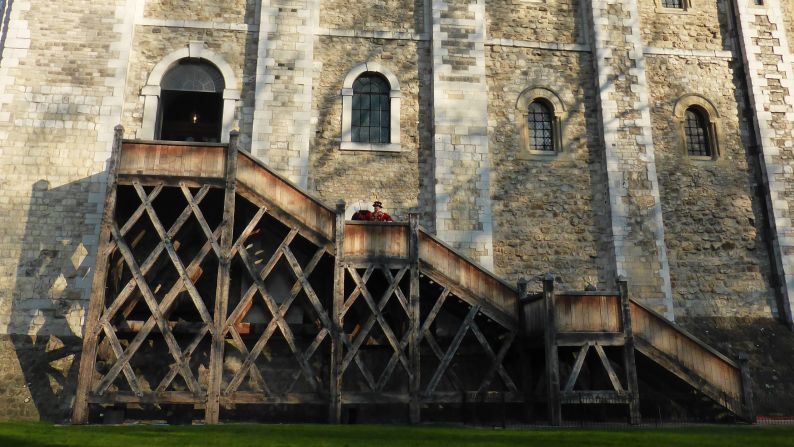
352 73 391 144
527 101 554 152
661 0 684 8
685 108 711 157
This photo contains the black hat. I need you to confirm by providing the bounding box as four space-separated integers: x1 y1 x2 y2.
373 201 383 208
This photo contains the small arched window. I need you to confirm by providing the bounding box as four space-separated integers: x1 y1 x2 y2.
352 74 390 144
527 100 555 152
516 87 566 156
684 107 711 157
673 95 721 160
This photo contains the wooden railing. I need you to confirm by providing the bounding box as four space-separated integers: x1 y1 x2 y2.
343 221 409 260
236 151 335 241
521 291 621 336
418 228 517 319
630 300 746 414
119 140 226 179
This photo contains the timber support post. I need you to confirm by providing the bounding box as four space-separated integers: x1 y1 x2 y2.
330 199 345 423
206 130 239 424
542 273 561 426
618 276 641 425
516 278 533 422
408 213 421 423
738 352 755 422
73 124 125 424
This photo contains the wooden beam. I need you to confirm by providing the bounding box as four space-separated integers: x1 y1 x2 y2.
594 344 624 393
330 200 345 423
517 278 534 422
542 273 561 426
563 343 590 393
737 352 755 422
74 125 123 424
618 277 641 425
408 214 421 424
555 332 626 346
206 131 238 424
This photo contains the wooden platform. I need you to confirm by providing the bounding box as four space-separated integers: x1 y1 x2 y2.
72 130 754 425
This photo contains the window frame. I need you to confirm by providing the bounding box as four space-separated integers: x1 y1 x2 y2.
341 62 403 152
653 0 693 14
673 94 721 161
516 87 567 158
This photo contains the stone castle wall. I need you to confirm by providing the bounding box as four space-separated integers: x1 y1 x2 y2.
646 54 776 318
485 0 582 44
638 0 732 51
486 46 611 289
143 0 258 25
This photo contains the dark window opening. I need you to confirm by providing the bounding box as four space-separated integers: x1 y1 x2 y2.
684 107 711 157
527 100 554 152
352 73 390 144
158 60 225 143
661 0 684 8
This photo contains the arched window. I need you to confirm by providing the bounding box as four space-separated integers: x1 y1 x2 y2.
139 42 241 144
527 100 555 152
341 62 402 152
516 87 566 156
352 74 390 144
684 107 711 156
158 60 225 142
673 95 720 159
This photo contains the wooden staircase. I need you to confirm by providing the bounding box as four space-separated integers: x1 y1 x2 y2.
73 130 753 425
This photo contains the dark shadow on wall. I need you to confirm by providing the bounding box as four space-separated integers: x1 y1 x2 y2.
7 174 107 422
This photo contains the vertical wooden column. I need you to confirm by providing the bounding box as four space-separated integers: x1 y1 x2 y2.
542 273 560 426
408 213 421 423
738 352 755 422
73 125 125 424
329 200 345 423
617 276 641 425
516 278 533 422
206 131 239 424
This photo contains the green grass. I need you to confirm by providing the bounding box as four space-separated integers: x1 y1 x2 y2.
1 422 793 447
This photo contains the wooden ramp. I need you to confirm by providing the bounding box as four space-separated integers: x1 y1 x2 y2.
73 131 752 425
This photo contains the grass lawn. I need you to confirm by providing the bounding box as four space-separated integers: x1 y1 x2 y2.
1 422 793 447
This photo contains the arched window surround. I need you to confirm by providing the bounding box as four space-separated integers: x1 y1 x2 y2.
516 86 567 157
340 62 402 152
673 94 721 160
140 41 241 143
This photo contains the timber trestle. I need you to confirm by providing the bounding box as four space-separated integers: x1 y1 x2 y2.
74 128 754 425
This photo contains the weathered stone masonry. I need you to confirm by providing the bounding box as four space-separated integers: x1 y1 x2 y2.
432 0 495 270
589 0 673 317
733 0 794 326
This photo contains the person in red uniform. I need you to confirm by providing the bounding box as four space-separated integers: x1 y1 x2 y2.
351 201 393 222
370 201 393 222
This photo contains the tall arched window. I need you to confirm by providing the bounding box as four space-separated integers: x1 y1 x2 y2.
527 100 554 152
340 62 402 152
352 74 390 144
158 60 225 142
684 107 711 157
140 42 241 144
